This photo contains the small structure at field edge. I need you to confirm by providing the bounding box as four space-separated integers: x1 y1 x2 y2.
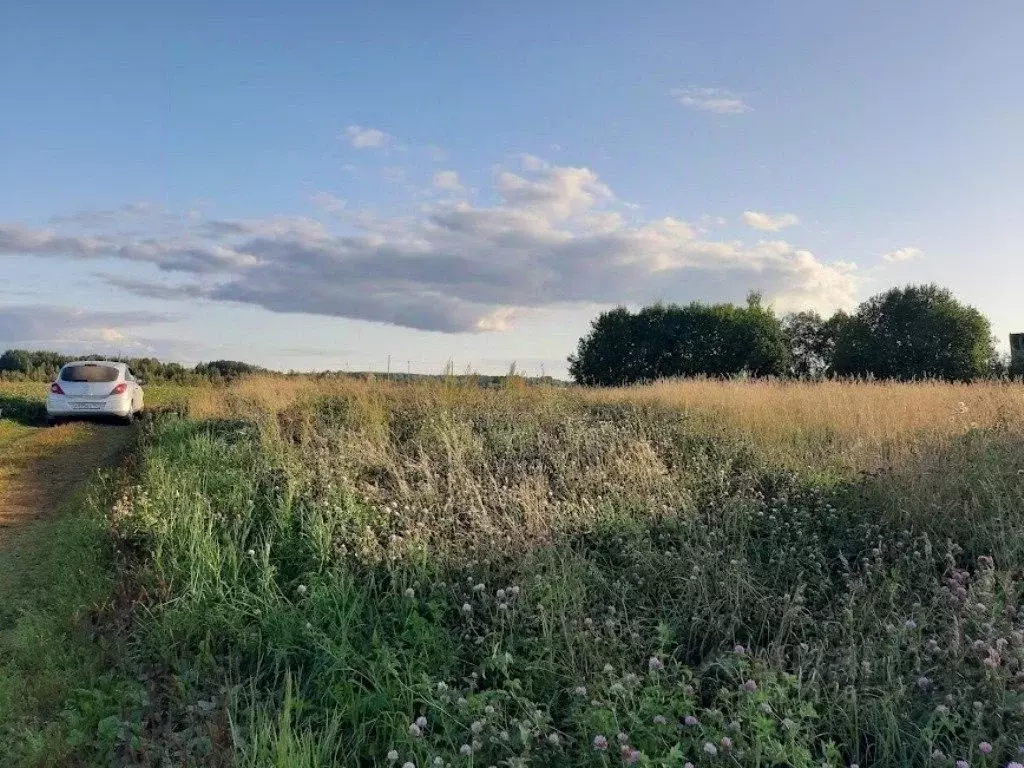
1011 333 1024 372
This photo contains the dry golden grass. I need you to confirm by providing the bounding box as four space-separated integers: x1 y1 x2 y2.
585 377 1024 471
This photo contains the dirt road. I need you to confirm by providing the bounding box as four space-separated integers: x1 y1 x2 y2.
0 422 134 533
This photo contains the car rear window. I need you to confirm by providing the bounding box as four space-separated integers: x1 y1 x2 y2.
60 364 119 383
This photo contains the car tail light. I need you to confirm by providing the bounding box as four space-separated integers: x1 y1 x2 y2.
109 382 128 395
50 382 65 395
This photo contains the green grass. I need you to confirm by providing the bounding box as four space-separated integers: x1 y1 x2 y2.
106 386 1024 766
0 480 145 767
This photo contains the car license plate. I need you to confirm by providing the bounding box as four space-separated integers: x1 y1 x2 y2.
72 401 102 410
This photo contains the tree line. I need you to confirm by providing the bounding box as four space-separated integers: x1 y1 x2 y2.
569 285 1015 385
0 350 264 383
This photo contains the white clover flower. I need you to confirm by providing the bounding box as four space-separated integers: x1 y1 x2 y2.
296 584 307 596
409 723 422 738
462 603 472 613
416 715 428 729
404 587 415 598
459 744 473 756
703 742 718 755
387 750 399 762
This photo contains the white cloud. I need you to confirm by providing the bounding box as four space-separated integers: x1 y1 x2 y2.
671 87 750 115
0 305 175 352
517 153 548 171
1 163 857 334
344 125 391 149
309 192 347 214
741 211 800 231
433 170 464 192
882 246 923 263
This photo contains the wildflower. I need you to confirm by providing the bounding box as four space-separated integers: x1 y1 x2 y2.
459 744 473 756
437 681 448 692
648 656 664 672
496 589 506 600
684 715 699 726
547 733 560 746
742 679 757 692
933 750 945 760
603 663 614 674
653 715 667 725
416 715 428 728
782 717 796 731
935 704 949 715
685 764 695 768
917 676 931 690
927 638 940 652
433 760 443 767
404 587 415 598
593 735 609 751
979 742 993 755
734 643 746 655
1008 763 1024 768
387 750 399 762
498 603 508 612
471 720 485 734
721 737 733 749
760 702 773 713
622 748 640 764
905 619 917 630
403 763 415 768
296 584 307 596
499 730 509 741
609 683 625 695
703 742 718 755
584 618 594 627
956 761 969 768
457 697 467 708
246 549 255 557
462 603 472 614
409 723 422 738
728 721 740 732
473 583 485 592
574 686 588 696
510 586 520 596
617 732 629 744
472 740 482 751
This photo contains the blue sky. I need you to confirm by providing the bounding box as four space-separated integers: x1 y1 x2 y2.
2 1 1022 376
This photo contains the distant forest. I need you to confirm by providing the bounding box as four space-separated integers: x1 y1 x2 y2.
0 349 565 388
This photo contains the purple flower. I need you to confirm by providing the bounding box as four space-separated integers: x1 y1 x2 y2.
622 748 640 764
648 656 665 672
1007 763 1024 768
721 736 733 749
742 679 758 692
684 715 699 726
955 761 969 768
733 643 746 655
979 742 993 755
593 735 608 751
917 676 931 690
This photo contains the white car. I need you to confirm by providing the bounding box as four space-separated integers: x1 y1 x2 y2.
46 360 145 425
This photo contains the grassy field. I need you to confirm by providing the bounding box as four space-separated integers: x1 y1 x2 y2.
3 377 1024 766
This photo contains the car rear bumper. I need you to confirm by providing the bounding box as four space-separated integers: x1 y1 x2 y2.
46 395 132 418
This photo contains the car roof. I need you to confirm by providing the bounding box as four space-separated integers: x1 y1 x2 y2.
62 360 127 370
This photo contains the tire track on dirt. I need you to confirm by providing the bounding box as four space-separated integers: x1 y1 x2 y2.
0 423 134 535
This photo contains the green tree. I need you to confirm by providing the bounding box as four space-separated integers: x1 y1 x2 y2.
568 294 790 386
832 285 993 381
